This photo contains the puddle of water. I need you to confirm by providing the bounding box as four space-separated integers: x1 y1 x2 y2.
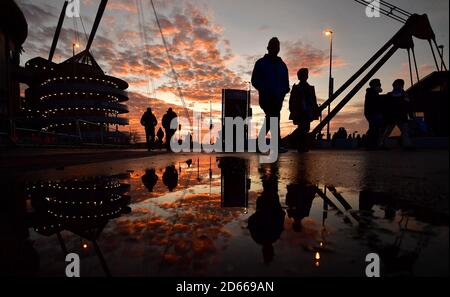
1 153 448 277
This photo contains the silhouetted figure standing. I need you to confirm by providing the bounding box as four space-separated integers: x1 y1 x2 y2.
286 183 317 232
141 169 158 192
289 68 319 152
156 127 164 150
140 107 157 151
163 165 178 191
364 79 384 149
251 37 290 153
336 127 348 139
380 79 413 149
248 164 285 263
162 108 178 151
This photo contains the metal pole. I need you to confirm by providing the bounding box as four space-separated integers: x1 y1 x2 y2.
100 124 104 145
76 120 82 142
438 45 445 71
429 40 440 71
432 39 447 71
327 32 333 140
411 48 420 82
407 49 414 87
49 1 69 61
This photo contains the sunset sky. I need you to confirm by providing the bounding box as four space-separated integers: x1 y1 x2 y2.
16 0 449 138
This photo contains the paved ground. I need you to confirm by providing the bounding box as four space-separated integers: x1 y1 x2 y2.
2 148 446 211
0 148 168 172
1 149 447 277
1 148 448 212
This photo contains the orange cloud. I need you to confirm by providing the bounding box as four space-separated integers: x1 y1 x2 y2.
282 40 346 78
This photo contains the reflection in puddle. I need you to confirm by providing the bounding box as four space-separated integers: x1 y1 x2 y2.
25 175 131 276
0 154 448 277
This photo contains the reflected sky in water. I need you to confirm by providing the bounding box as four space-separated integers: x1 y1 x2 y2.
1 152 448 277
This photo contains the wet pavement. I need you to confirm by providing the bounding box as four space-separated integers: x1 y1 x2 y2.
0 150 448 277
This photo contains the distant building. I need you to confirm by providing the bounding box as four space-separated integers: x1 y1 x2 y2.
21 53 130 144
2 0 130 145
408 71 449 137
0 0 27 142
21 0 130 144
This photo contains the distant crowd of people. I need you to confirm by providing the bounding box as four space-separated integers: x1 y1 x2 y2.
364 78 414 150
140 107 178 151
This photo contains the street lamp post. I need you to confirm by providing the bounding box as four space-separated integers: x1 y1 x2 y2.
325 30 334 141
438 45 444 71
72 43 80 57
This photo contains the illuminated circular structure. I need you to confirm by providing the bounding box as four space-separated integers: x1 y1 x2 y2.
26 174 131 236
23 52 129 144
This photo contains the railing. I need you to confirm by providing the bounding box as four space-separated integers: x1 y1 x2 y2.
76 119 105 145
76 120 130 145
1 119 130 147
14 127 81 146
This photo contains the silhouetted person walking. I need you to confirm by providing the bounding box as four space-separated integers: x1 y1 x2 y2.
289 68 319 152
162 108 178 151
380 79 413 149
251 37 290 153
156 127 164 150
140 107 157 151
364 79 384 149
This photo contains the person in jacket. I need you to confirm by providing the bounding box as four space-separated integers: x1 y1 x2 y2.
380 79 414 149
289 68 319 152
140 107 157 151
251 37 290 153
364 79 385 149
162 108 178 151
156 127 164 150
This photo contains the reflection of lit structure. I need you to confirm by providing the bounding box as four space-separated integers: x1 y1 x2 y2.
27 175 131 234
217 157 250 208
26 174 131 276
20 0 130 144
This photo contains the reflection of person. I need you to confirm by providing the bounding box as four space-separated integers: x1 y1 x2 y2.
289 68 319 152
140 107 158 151
286 183 316 232
380 79 413 149
251 37 290 153
163 165 178 191
141 169 158 192
364 79 385 149
162 108 178 151
248 164 285 263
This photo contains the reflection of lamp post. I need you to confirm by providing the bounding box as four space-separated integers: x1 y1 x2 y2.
72 42 80 57
324 30 334 140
